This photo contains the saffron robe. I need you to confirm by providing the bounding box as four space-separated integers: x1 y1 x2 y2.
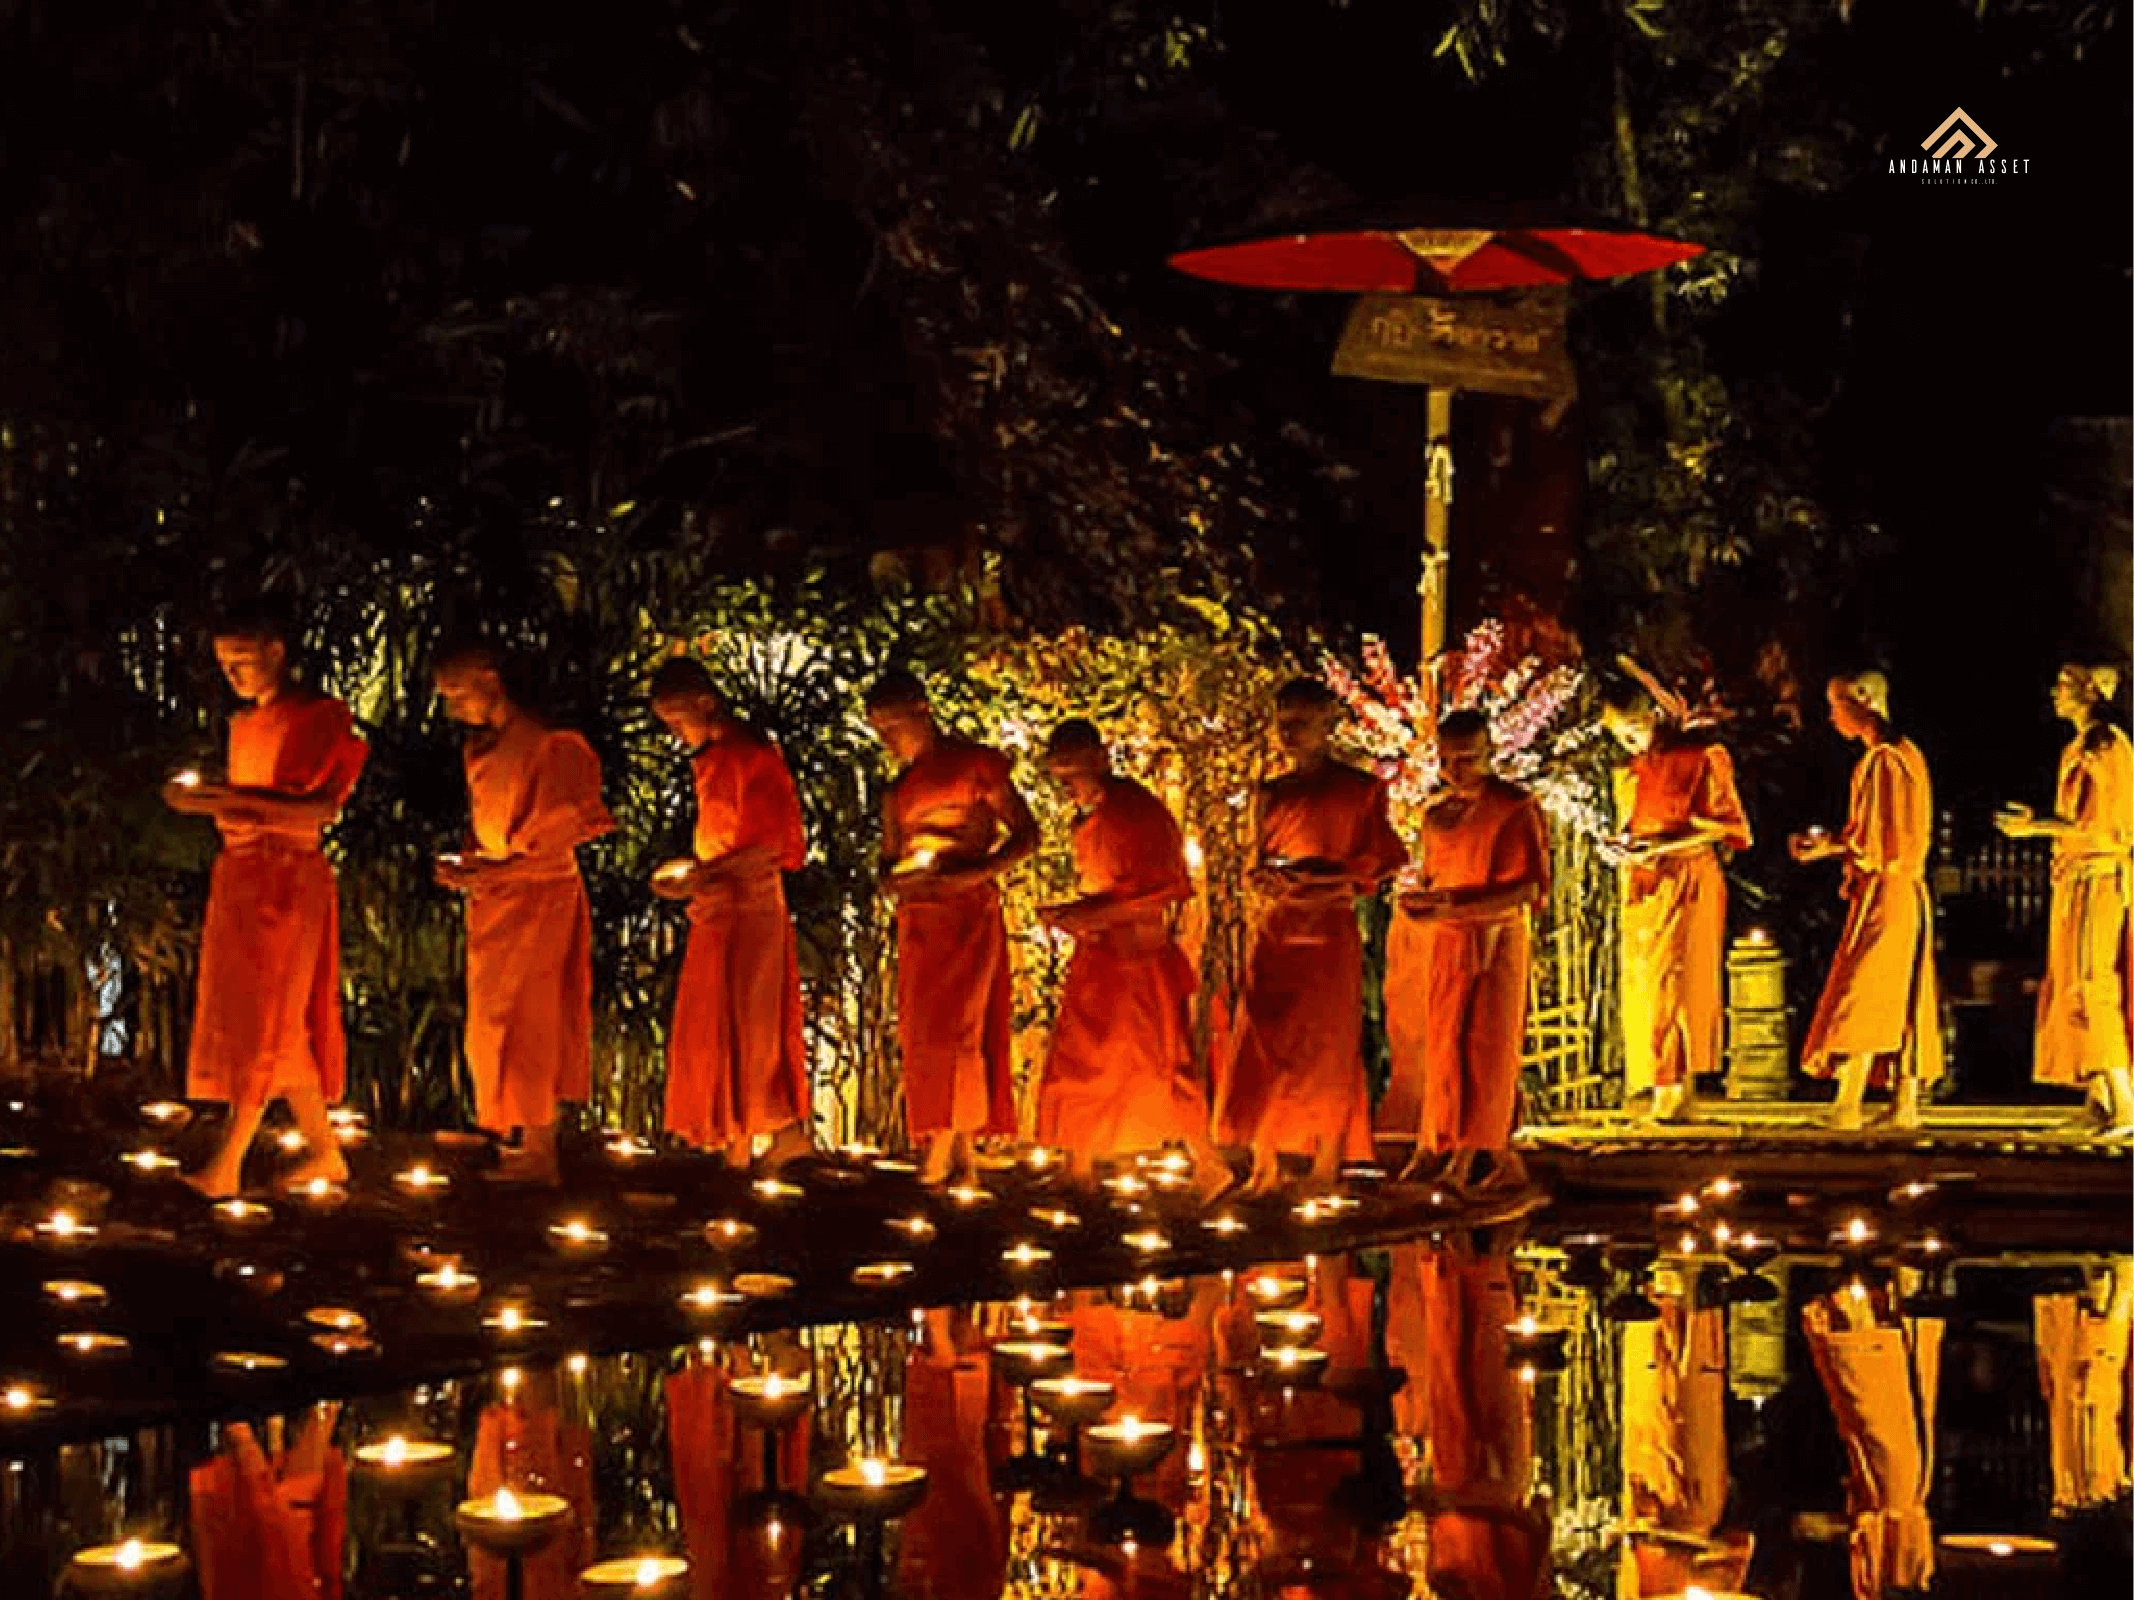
1035 775 1209 1159
467 1373 595 1600
1216 761 1405 1161
188 1414 347 1600
462 718 614 1131
666 1360 811 1600
665 726 810 1148
2034 1279 2132 1512
187 694 367 1108
1385 777 1549 1153
1800 739 1945 1088
1617 742 1752 1095
883 737 1019 1138
2035 725 2134 1086
1802 1291 1943 1600
898 1312 1007 1600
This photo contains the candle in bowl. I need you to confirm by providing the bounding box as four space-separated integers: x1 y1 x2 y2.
455 1486 572 1556
121 1149 180 1176
43 1279 110 1311
481 1304 550 1339
885 1214 936 1244
1202 1213 1248 1238
1257 1344 1330 1387
729 1371 813 1429
1024 1146 1060 1177
579 1555 691 1599
1936 1532 2057 1574
36 1209 98 1246
751 1177 804 1203
990 1339 1072 1386
1101 1173 1148 1200
1828 1216 1878 1257
1085 1415 1176 1478
653 858 698 888
1002 1241 1054 1271
139 1101 193 1131
605 1132 658 1163
393 1164 450 1197
851 1260 915 1289
1244 1273 1309 1313
1011 1315 1074 1346
1121 1229 1171 1256
303 1306 369 1335
354 1435 456 1489
2 1381 53 1420
678 1283 742 1319
210 1350 290 1377
1721 1231 1780 1272
817 1457 930 1520
311 1331 379 1362
1030 1375 1116 1428
548 1218 609 1258
1027 1207 1080 1233
417 1263 481 1303
293 1177 347 1212
1255 1309 1324 1349
704 1217 761 1253
213 1198 273 1234
57 1331 130 1363
944 1183 992 1209
1898 1231 1952 1268
64 1538 188 1597
733 1273 794 1301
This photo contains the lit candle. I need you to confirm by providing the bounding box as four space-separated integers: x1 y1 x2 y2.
122 1149 180 1175
1 1381 52 1419
1002 1241 1053 1269
172 769 202 789
1202 1213 1247 1237
43 1279 109 1309
705 1217 760 1251
455 1487 572 1554
729 1371 813 1427
213 1198 273 1232
57 1331 129 1361
394 1164 449 1195
1245 1273 1308 1311
606 1132 657 1161
1086 1416 1176 1477
209 1350 289 1375
1122 1229 1170 1255
1025 1146 1057 1173
945 1184 991 1208
417 1264 480 1302
37 1209 97 1244
733 1273 794 1301
1260 1345 1330 1383
885 1214 935 1243
751 1178 804 1202
1030 1374 1116 1425
817 1457 929 1519
312 1332 378 1360
296 1177 346 1210
1255 1309 1324 1349
679 1283 741 1316
303 1306 368 1334
579 1555 691 1597
353 1435 455 1480
1101 1174 1148 1199
482 1304 548 1337
990 1339 1072 1385
548 1219 609 1256
1028 1207 1080 1232
851 1261 915 1288
65 1538 187 1596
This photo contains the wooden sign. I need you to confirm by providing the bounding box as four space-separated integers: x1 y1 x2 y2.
1331 291 1575 402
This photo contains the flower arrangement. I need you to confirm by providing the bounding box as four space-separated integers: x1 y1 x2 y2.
1319 621 1611 842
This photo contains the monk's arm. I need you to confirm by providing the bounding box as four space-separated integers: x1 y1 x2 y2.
945 771 1038 887
215 786 347 832
1054 874 1191 930
1435 877 1545 922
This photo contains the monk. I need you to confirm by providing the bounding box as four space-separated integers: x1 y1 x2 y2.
1791 673 1944 1130
2033 1257 2132 1516
1997 663 2133 1132
648 658 812 1169
1602 681 1753 1123
168 604 368 1200
866 669 1037 1186
1033 719 1227 1197
1392 711 1548 1195
188 1405 347 1600
467 1367 595 1600
434 644 614 1184
1216 679 1405 1196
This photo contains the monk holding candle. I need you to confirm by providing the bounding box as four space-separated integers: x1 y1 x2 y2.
434 643 614 1184
1602 681 1753 1123
1791 672 1944 1130
1393 711 1549 1196
1033 719 1228 1197
866 669 1037 1186
1996 664 2133 1132
1216 679 1405 1196
648 658 812 1169
169 603 368 1200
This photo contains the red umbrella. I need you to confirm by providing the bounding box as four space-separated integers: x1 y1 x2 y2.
1167 219 1703 295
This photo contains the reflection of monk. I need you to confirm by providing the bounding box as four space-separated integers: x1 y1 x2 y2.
899 1309 1007 1600
1620 1282 1752 1595
188 1406 347 1600
1791 673 1943 1130
648 659 812 1167
169 604 368 1200
866 670 1037 1187
1602 682 1752 1123
1802 1284 1943 1600
1389 712 1548 1194
1034 720 1225 1195
467 1370 595 1600
666 1350 811 1600
1413 1238 1550 1600
1217 679 1406 1194
1997 664 2134 1131
2034 1259 2132 1514
434 644 615 1183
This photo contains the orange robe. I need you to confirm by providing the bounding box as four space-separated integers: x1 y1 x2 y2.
188 1413 347 1600
665 726 810 1148
1620 1293 1751 1595
462 717 614 1132
187 694 367 1108
884 737 1019 1138
1416 1245 1550 1600
467 1373 595 1600
1617 742 1752 1095
1216 761 1405 1162
2035 725 2134 1086
898 1311 1007 1600
1387 777 1549 1153
1800 739 1945 1087
1035 775 1209 1160
666 1359 811 1600
2034 1276 2131 1512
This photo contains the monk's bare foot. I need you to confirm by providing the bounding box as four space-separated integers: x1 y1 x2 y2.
1826 1101 1865 1133
182 1169 237 1202
1191 1158 1238 1208
1236 1155 1284 1200
917 1132 956 1188
764 1122 814 1169
1651 1084 1691 1123
1395 1147 1447 1185
1867 1083 1921 1130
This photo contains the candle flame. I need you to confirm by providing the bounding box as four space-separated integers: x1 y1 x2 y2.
860 1457 887 1488
4 1385 33 1411
49 1210 77 1236
634 1558 663 1587
494 1487 523 1521
1988 1540 2014 1557
1120 1415 1143 1441
764 1373 785 1400
116 1539 145 1570
1187 1441 1206 1474
1183 835 1205 872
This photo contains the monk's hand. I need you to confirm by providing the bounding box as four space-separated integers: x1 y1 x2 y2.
1787 829 1832 863
650 861 700 901
433 854 476 892
162 778 227 814
1398 886 1451 920
1993 802 2035 839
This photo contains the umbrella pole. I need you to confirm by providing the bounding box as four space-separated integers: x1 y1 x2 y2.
1420 385 1456 671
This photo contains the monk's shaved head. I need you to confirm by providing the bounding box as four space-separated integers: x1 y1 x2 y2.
864 668 929 714
1044 718 1106 761
1273 678 1340 714
649 656 723 706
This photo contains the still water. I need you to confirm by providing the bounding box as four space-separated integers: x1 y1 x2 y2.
3 1226 2127 1599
